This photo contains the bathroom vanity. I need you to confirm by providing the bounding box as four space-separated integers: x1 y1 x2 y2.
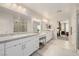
0 33 39 56
0 30 53 56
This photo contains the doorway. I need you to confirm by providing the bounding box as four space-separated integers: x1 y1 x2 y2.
57 20 69 40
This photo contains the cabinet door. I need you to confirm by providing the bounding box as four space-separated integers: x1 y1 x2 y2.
5 39 23 56
22 38 29 56
0 44 4 56
49 31 53 39
33 36 39 51
46 32 49 42
23 37 34 56
22 36 39 56
46 31 52 42
5 44 23 56
0 49 4 56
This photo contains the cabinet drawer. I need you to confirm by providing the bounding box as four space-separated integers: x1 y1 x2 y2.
5 39 22 48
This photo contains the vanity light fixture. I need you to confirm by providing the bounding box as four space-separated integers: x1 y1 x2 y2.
1 3 12 8
17 5 26 14
43 19 48 23
32 18 41 22
1 3 27 15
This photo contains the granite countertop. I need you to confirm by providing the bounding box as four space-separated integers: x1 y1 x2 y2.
0 33 38 43
0 30 53 43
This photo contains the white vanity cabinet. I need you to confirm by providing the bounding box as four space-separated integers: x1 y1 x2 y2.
0 34 39 56
46 31 53 43
5 39 23 56
0 43 4 56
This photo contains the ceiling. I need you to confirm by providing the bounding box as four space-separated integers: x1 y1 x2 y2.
21 3 75 21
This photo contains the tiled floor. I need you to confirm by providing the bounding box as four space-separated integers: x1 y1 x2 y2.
32 37 78 56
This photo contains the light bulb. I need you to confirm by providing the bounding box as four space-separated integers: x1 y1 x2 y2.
33 18 40 22
12 4 17 9
22 8 26 12
18 6 22 10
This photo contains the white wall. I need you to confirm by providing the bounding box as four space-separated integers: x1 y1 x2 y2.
49 16 58 40
27 18 33 33
0 13 14 34
69 5 77 51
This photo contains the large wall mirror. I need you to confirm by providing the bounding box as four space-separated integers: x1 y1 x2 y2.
13 16 27 32
33 20 41 33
